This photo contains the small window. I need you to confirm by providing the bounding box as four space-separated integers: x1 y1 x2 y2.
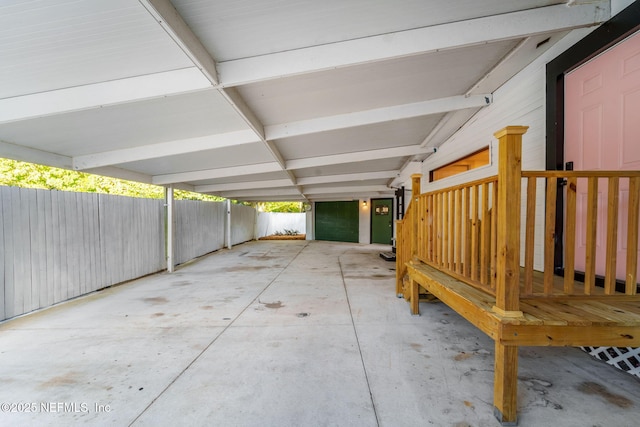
430 147 490 182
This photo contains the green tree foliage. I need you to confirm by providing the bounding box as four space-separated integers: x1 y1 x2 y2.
252 201 308 213
0 158 304 211
0 158 223 201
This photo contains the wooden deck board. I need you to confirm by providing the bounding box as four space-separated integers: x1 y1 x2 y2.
406 261 640 347
572 301 640 325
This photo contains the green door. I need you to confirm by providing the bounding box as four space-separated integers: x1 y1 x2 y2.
371 198 393 244
315 201 359 243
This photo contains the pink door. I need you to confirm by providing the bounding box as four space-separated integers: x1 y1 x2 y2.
565 30 640 281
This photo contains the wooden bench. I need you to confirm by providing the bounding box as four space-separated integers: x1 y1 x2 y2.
395 126 640 425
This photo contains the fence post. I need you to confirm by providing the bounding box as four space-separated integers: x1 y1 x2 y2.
410 174 422 262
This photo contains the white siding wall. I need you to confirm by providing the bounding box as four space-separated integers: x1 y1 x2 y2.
416 28 594 271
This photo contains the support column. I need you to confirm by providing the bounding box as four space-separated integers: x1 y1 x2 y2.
410 174 422 262
226 199 232 249
165 185 175 273
494 342 519 426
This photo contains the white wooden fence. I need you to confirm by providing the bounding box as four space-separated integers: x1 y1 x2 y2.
175 200 226 265
231 203 257 246
256 212 306 238
0 187 259 321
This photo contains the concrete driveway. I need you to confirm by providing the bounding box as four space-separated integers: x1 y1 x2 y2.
1 240 639 426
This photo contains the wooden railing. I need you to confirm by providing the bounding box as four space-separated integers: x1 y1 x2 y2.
414 176 499 296
522 171 640 296
396 126 640 313
395 202 412 296
396 174 420 297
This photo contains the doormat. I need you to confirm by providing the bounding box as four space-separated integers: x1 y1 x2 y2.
379 251 396 261
581 346 640 378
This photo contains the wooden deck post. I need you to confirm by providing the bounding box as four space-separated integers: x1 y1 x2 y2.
493 126 527 317
409 276 420 315
492 126 527 426
408 174 423 312
410 174 422 262
494 342 519 426
396 219 404 296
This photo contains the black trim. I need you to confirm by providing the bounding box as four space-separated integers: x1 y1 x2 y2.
555 269 639 294
545 1 640 271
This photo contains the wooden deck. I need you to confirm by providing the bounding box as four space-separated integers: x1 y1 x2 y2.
397 127 640 425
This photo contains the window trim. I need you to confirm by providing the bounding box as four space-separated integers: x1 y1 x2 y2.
429 146 492 182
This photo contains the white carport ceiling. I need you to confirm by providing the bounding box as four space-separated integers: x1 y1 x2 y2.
0 0 611 202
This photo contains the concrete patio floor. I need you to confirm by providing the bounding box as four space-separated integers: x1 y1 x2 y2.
1 240 639 426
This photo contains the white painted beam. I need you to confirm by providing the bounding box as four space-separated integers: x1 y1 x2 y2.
0 140 72 169
73 129 259 170
286 146 426 170
296 171 399 186
218 2 609 86
303 185 390 195
84 166 194 191
266 95 491 140
389 160 423 188
308 192 394 202
152 162 283 185
240 197 307 202
140 0 219 85
221 81 297 189
83 166 156 186
419 29 594 152
217 188 301 198
195 179 292 193
0 69 210 124
221 88 265 139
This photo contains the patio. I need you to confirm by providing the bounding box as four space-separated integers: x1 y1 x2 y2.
0 240 639 426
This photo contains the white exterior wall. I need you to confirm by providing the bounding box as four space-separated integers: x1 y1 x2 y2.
305 210 314 240
359 198 371 244
417 28 595 271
